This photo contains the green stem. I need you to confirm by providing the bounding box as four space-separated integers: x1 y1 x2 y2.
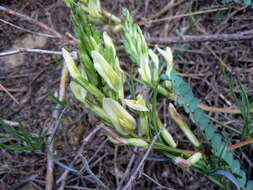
208 116 241 134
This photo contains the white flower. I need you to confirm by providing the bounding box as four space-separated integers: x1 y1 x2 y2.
148 49 159 82
138 54 152 84
69 67 88 103
103 32 116 58
70 81 87 103
91 51 121 92
103 98 136 136
62 48 81 79
157 47 173 78
124 94 149 112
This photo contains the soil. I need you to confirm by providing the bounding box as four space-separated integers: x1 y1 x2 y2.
0 0 252 190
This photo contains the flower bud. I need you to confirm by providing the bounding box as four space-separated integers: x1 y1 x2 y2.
124 138 149 149
169 104 201 147
157 47 173 79
148 49 159 82
91 51 121 92
175 152 202 168
124 94 149 112
157 117 177 148
103 32 116 58
70 81 87 103
64 0 74 7
138 54 152 84
89 36 100 51
103 98 136 136
62 48 81 79
88 0 102 18
139 112 149 137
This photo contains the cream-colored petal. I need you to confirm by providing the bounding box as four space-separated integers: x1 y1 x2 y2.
70 81 87 103
124 99 149 111
124 95 149 112
103 98 136 135
103 32 116 57
148 49 159 69
62 48 81 79
157 47 173 65
91 51 121 91
139 54 151 83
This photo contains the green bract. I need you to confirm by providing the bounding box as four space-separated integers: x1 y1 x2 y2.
62 48 81 79
124 94 149 112
103 98 136 136
91 51 122 92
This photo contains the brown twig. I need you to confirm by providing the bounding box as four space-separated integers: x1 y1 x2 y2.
205 44 231 72
116 147 138 190
142 172 174 190
121 125 166 190
148 29 253 44
0 18 57 38
0 87 27 92
139 7 228 25
198 103 253 114
0 5 62 38
0 48 62 57
168 91 253 114
46 65 68 190
146 0 184 20
57 125 102 190
0 6 76 46
0 83 20 105
227 137 253 151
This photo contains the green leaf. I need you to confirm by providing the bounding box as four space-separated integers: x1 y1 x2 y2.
160 73 170 81
167 58 248 188
0 144 34 151
177 96 184 106
231 160 241 175
177 82 191 94
204 126 215 140
184 91 194 104
211 134 222 151
199 115 209 129
223 151 233 166
193 108 204 123
246 181 253 190
243 0 252 5
209 170 240 190
183 102 190 113
237 170 246 187
216 141 226 156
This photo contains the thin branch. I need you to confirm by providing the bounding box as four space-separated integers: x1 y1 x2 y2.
121 126 165 190
0 18 57 38
0 87 27 92
0 83 20 104
148 29 253 44
0 48 62 57
116 147 138 190
0 5 62 38
57 125 102 190
139 7 228 25
0 6 75 46
227 137 253 151
146 0 184 21
168 92 253 114
46 65 68 190
142 172 174 190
